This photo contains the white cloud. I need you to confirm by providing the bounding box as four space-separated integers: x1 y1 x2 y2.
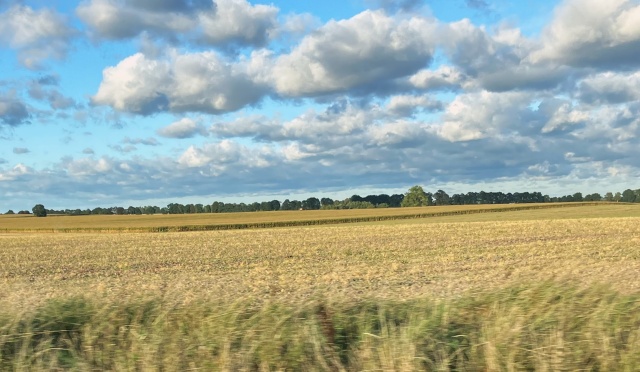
386 94 443 117
579 71 640 104
77 0 278 48
438 91 535 142
158 118 208 138
198 0 278 47
541 103 590 133
92 52 267 115
178 140 276 174
0 5 75 68
409 66 469 91
270 10 437 96
531 0 640 69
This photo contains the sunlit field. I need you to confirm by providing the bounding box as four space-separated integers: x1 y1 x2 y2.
1 203 640 370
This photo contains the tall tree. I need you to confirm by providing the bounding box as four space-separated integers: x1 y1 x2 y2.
433 189 450 206
401 185 429 207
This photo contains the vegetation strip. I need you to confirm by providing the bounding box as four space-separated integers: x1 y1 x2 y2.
0 202 610 233
1 282 639 370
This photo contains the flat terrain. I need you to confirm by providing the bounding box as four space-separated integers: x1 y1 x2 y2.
2 203 640 370
2 204 639 308
0 202 616 231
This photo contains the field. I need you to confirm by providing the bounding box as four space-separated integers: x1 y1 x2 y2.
0 202 610 232
1 203 640 370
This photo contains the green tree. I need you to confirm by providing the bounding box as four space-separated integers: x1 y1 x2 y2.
604 192 614 202
401 185 429 207
5 209 15 215
621 189 636 203
434 189 450 206
302 197 321 210
32 204 47 217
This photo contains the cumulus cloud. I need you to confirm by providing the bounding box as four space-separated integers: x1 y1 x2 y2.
77 0 278 48
531 0 640 69
178 139 276 174
270 10 437 97
438 91 539 142
386 94 443 117
0 5 75 68
92 52 267 115
578 71 640 104
157 118 208 138
541 102 590 133
198 0 278 47
409 66 469 91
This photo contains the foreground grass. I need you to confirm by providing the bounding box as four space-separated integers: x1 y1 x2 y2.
1 282 639 371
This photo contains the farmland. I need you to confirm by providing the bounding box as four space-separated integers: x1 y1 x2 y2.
1 203 640 370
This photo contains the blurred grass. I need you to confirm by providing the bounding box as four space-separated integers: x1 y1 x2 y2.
1 282 639 370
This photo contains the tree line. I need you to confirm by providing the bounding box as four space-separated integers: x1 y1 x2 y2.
6 186 640 217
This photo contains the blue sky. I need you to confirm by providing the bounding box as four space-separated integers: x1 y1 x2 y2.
1 0 640 211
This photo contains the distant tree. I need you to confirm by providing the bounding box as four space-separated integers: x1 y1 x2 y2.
32 204 47 217
389 194 404 207
350 195 364 202
270 200 281 211
604 192 614 202
5 210 15 215
572 192 583 202
583 193 602 202
621 189 636 203
401 185 429 207
17 210 31 214
302 197 321 210
614 192 622 202
433 189 450 206
281 199 293 210
321 198 334 207
290 200 303 210
211 202 223 213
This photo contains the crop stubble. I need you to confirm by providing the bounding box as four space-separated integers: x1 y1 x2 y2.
1 208 640 309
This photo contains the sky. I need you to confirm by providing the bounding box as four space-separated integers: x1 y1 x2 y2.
1 0 640 211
